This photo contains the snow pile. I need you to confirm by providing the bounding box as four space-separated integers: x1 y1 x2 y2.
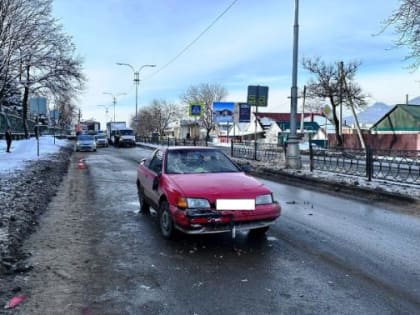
0 135 70 174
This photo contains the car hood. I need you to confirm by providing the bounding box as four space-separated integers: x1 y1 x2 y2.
79 140 94 144
166 172 270 200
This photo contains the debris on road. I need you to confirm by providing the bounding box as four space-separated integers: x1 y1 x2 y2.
4 295 26 309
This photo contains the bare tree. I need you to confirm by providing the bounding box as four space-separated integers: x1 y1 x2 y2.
54 93 79 129
380 0 420 70
0 0 86 135
134 107 155 137
18 3 85 136
180 83 228 140
133 100 180 137
0 0 33 111
150 99 180 136
302 57 367 147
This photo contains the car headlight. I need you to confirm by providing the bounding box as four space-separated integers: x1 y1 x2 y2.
187 198 210 208
255 193 274 205
177 197 210 209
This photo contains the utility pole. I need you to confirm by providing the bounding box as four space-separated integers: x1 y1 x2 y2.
338 61 344 137
286 0 302 169
103 92 126 122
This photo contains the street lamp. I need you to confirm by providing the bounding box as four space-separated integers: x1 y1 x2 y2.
286 0 302 169
102 92 126 122
116 63 156 121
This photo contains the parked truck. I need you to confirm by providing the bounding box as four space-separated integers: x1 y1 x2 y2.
115 127 136 147
106 121 126 145
106 121 136 147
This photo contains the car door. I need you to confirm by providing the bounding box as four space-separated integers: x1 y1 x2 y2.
141 149 163 207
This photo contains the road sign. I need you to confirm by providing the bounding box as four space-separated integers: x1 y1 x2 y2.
247 85 268 107
189 102 203 117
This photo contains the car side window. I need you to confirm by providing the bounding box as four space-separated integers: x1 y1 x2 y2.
148 150 163 174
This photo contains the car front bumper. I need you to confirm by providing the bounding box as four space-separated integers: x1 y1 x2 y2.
172 204 281 234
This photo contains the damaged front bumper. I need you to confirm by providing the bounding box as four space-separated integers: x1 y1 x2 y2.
173 208 279 235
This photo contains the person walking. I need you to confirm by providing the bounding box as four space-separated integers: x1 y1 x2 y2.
5 127 12 153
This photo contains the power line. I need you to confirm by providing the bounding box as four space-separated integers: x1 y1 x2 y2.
145 0 239 79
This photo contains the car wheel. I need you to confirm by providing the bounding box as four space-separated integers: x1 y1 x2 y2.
137 182 150 214
159 200 175 239
249 226 269 237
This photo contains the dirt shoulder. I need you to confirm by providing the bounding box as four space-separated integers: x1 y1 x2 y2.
0 146 73 309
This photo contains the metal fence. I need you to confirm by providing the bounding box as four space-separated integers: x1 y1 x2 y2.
136 136 209 147
230 141 285 162
309 146 419 185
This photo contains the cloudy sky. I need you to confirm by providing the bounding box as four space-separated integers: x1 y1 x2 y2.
52 0 419 128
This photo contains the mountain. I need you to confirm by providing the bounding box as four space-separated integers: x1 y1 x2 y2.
409 96 420 105
344 102 392 126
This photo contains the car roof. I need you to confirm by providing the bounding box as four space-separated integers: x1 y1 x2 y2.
166 146 218 151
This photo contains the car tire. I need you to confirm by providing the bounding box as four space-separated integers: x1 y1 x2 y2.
159 200 175 239
137 182 150 214
249 226 269 236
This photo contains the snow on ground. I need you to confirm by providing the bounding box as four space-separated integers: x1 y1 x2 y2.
0 136 70 175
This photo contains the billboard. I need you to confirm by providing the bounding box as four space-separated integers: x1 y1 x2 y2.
189 102 203 117
213 102 234 123
238 103 251 122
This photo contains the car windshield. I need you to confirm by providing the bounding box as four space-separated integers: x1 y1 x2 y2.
78 135 94 141
119 129 133 135
166 149 240 174
95 135 106 139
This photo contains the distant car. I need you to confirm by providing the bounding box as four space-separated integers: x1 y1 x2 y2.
95 134 108 148
75 134 96 152
136 146 281 239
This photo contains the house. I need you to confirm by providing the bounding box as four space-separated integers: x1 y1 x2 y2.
265 121 322 145
255 112 325 144
173 119 201 139
330 104 420 150
369 104 420 150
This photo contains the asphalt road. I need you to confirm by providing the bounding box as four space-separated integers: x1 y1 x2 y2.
13 146 420 315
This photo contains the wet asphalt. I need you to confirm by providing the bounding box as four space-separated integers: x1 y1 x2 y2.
14 146 420 314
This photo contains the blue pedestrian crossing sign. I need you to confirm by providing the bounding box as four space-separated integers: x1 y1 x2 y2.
189 102 204 117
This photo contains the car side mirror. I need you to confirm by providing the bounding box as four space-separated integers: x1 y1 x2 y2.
152 172 161 190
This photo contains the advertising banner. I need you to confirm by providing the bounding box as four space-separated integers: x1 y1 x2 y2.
238 103 251 122
213 102 234 123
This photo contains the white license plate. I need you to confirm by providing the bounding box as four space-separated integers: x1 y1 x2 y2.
216 199 255 211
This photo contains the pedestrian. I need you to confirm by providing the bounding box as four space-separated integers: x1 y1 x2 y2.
5 127 12 153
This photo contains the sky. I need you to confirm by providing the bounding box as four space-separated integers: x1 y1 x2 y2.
0 136 68 174
50 0 420 129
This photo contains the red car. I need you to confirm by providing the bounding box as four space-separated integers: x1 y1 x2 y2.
136 146 281 239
